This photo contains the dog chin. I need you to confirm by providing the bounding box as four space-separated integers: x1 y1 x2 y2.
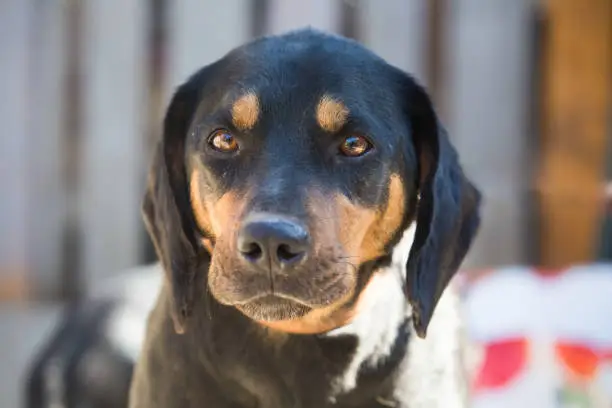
235 295 312 322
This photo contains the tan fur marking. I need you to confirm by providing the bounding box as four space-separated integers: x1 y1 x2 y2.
189 168 245 242
209 192 243 239
332 174 405 263
190 169 214 238
315 95 349 132
361 175 406 260
231 92 260 130
333 194 377 260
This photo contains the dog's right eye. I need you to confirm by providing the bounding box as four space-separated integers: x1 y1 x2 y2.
338 134 373 157
208 129 239 153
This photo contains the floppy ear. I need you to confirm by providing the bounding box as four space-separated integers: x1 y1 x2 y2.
403 80 482 338
142 74 211 334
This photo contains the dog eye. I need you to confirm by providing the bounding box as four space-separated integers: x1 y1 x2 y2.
339 135 372 157
208 129 239 153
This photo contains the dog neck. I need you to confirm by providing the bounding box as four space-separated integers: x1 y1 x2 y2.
319 224 416 394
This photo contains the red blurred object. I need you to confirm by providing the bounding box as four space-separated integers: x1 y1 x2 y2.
473 338 529 392
556 342 612 381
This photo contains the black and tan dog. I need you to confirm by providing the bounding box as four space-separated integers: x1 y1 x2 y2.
131 29 482 408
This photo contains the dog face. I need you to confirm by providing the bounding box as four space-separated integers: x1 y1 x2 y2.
143 29 481 337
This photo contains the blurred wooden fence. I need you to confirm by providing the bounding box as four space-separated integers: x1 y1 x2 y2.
1 0 609 301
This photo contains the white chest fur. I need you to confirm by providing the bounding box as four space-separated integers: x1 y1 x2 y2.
326 224 470 407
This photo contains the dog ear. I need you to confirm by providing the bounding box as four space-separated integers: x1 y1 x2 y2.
402 79 482 338
142 73 211 334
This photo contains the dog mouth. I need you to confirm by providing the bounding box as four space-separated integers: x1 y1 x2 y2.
235 295 312 322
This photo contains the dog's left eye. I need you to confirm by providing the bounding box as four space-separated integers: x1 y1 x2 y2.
208 129 239 153
339 135 373 157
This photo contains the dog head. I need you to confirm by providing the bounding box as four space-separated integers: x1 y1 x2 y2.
143 29 481 338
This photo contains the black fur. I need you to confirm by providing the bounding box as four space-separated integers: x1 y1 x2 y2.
133 29 481 408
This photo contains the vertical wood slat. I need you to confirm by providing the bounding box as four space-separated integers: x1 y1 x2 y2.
0 0 33 298
165 0 252 95
79 1 147 291
265 0 343 35
26 2 68 298
357 0 429 84
537 0 612 267
445 1 535 268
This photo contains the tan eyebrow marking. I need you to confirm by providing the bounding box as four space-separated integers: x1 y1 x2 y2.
315 95 349 133
231 92 260 130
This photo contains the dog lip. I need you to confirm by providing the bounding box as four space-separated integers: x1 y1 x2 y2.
236 295 312 322
225 292 268 306
214 273 353 308
210 264 354 309
272 272 352 306
249 294 305 307
267 292 318 307
230 291 313 307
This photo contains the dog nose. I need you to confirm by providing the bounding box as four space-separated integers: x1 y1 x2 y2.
237 214 310 270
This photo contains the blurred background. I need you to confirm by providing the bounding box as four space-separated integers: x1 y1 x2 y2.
1 0 611 407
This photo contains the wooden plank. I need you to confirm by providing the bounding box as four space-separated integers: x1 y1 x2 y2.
79 1 147 291
165 0 252 94
444 1 535 268
0 0 33 293
537 0 612 267
265 0 342 35
25 2 68 298
357 0 428 83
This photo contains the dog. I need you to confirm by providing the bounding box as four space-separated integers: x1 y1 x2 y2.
130 28 482 408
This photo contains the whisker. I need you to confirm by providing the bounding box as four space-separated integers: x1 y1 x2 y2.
308 215 340 221
331 260 359 273
205 278 214 320
337 255 360 260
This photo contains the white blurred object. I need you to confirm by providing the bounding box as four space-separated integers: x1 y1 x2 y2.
462 264 612 408
91 263 164 361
